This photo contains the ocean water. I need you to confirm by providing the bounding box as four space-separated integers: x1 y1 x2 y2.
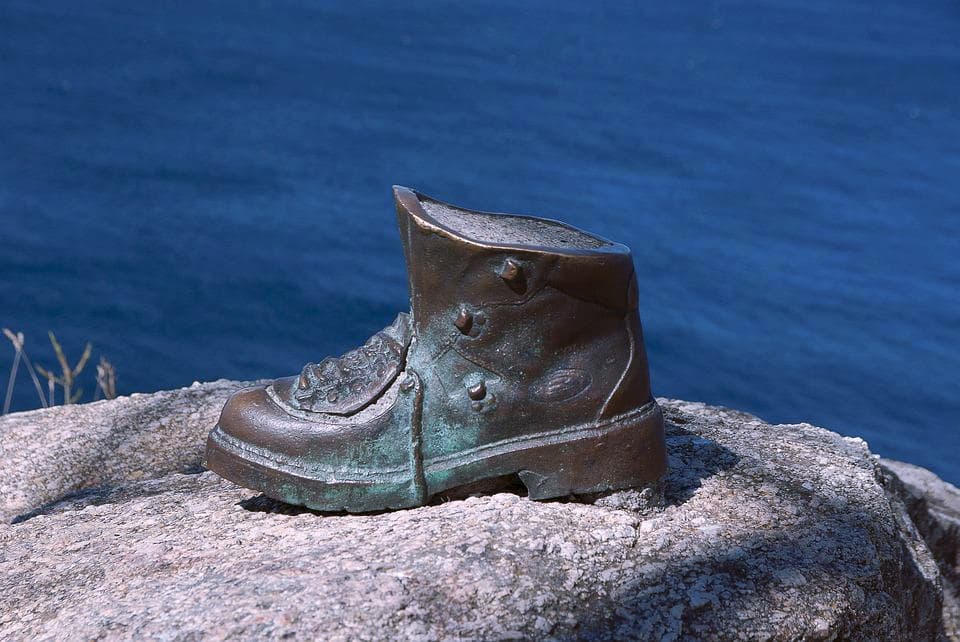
1 1 958 483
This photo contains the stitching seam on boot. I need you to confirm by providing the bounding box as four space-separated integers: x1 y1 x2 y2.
599 313 636 420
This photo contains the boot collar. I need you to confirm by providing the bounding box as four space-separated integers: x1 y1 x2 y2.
393 186 640 313
392 186 632 259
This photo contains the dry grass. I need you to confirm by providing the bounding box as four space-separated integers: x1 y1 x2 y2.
2 329 118 415
94 356 117 402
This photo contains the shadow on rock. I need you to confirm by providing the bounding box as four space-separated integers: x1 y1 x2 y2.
237 494 337 517
575 520 944 640
660 424 740 507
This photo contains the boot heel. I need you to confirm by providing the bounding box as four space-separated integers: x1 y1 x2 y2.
517 402 666 500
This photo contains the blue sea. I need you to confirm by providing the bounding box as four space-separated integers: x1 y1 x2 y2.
1 1 958 483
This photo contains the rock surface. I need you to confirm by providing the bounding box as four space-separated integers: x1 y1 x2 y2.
0 385 957 640
0 378 261 523
882 458 960 641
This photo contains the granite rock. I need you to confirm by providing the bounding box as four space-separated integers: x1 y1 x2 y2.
882 458 960 641
0 378 261 523
0 386 955 640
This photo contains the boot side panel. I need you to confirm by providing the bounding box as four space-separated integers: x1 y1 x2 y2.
412 286 636 460
598 308 655 419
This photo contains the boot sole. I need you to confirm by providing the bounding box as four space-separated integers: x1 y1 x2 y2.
205 400 666 513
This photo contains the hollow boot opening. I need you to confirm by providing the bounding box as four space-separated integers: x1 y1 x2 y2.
417 195 613 250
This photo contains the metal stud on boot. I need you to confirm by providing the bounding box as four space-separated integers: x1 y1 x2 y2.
205 186 667 512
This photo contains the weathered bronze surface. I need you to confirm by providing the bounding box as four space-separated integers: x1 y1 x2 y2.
206 186 667 511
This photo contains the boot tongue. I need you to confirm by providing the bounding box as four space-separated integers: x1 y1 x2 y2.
273 313 412 415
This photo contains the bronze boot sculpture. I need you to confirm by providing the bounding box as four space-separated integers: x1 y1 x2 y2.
206 186 667 511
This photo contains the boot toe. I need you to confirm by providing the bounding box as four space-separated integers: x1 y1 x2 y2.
211 380 407 462
213 385 314 458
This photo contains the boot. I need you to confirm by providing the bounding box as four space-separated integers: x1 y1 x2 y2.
206 186 667 512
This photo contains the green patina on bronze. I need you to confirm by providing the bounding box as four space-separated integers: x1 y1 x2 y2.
205 186 667 512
